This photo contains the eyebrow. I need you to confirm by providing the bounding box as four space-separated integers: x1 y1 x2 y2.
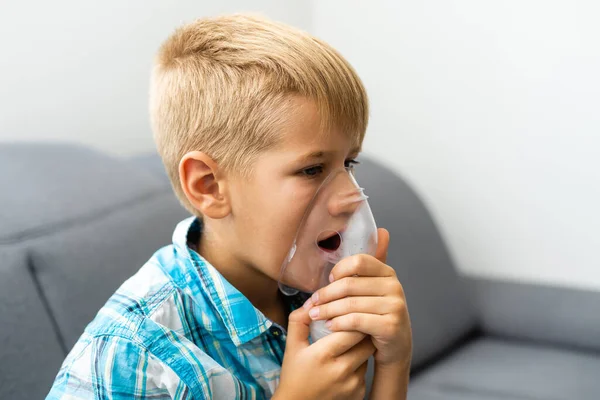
298 148 361 163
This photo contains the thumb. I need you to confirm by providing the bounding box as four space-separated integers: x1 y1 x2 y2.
286 306 312 353
375 228 390 263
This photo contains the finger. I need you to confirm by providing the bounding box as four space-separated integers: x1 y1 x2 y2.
309 296 396 321
312 330 366 357
330 253 395 282
328 313 401 338
312 276 396 306
337 337 376 371
375 228 390 264
286 306 312 352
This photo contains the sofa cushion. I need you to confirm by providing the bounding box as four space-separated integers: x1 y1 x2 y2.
408 337 600 400
0 250 64 400
355 157 477 368
0 142 166 245
470 277 600 352
30 192 190 349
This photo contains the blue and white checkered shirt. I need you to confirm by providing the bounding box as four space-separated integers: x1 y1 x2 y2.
47 217 308 399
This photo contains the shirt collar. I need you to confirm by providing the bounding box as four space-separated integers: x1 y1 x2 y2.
171 217 272 346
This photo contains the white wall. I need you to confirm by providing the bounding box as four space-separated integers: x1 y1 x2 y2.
0 0 311 155
313 1 600 290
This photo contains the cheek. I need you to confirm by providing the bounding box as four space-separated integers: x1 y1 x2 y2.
262 193 307 255
245 183 315 277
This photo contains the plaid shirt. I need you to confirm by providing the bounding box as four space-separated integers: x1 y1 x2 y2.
47 217 308 399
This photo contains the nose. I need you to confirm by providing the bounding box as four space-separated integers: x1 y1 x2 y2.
327 187 368 217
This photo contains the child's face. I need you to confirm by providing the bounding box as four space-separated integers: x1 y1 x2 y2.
225 97 361 284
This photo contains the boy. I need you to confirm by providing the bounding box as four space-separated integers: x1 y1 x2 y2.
47 14 412 399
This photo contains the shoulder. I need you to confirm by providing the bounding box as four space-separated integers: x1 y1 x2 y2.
83 244 189 337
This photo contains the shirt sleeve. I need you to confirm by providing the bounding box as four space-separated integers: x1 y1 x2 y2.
46 335 192 400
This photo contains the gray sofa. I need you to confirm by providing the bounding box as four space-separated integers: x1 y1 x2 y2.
0 142 598 399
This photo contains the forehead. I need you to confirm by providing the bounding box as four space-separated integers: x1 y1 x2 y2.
275 97 360 156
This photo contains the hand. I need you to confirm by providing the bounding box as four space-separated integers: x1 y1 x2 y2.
304 228 412 367
274 306 375 400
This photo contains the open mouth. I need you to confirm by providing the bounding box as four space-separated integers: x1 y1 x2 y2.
317 231 342 252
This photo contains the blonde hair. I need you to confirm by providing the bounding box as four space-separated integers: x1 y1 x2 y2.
150 14 369 215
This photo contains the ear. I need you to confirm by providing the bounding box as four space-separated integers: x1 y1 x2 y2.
179 151 231 219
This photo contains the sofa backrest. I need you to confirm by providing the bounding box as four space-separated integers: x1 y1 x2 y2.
470 277 600 352
0 143 190 399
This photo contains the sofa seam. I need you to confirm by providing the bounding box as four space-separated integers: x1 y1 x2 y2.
0 188 174 245
26 251 69 355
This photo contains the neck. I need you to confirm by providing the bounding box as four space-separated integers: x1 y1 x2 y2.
197 224 284 322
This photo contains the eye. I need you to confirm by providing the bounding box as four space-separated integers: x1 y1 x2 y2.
301 165 324 177
345 159 360 170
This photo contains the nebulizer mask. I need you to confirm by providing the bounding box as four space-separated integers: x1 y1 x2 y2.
278 167 378 341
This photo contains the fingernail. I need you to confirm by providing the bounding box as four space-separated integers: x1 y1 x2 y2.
329 274 334 283
303 298 313 309
309 307 319 319
311 292 319 304
325 320 332 328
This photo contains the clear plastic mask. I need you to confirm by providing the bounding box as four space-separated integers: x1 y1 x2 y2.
278 167 378 340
